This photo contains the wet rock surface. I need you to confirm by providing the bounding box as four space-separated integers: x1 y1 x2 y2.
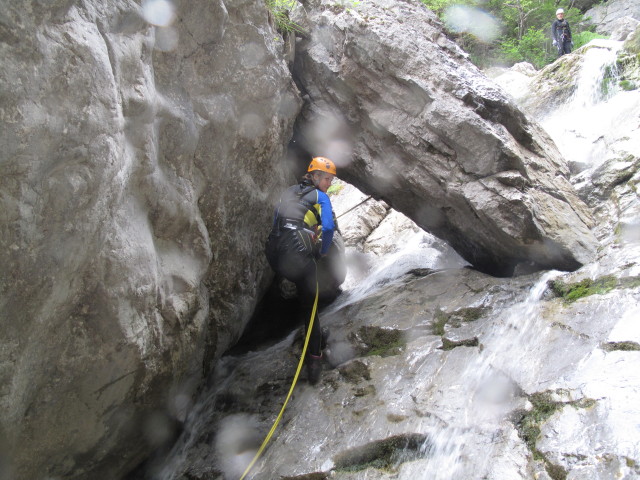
0 1 634 479
0 1 299 478
149 259 640 480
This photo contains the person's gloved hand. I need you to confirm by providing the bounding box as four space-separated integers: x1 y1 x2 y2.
552 39 557 46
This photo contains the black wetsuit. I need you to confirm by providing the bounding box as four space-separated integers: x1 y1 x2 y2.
552 19 572 56
265 180 335 356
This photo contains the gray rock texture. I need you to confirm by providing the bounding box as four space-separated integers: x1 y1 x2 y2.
584 0 640 34
0 0 608 478
291 0 597 276
0 1 299 479
150 264 640 480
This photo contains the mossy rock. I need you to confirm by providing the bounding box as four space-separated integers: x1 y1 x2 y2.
624 25 640 55
548 275 617 303
601 341 640 352
351 326 405 357
338 359 372 384
440 336 479 351
432 306 489 334
513 390 597 480
333 433 429 473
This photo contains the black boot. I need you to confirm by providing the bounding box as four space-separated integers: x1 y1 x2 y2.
307 353 322 385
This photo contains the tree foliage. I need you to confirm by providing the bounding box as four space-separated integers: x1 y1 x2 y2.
420 0 604 68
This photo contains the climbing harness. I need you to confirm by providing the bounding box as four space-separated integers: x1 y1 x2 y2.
238 274 320 480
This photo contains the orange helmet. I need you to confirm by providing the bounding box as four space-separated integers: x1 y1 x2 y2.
307 156 337 175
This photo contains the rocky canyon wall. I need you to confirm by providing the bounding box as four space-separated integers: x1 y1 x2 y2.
0 1 299 478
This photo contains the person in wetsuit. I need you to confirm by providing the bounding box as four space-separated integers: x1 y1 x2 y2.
552 8 572 57
265 157 337 385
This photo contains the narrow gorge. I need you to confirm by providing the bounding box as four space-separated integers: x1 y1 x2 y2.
1 0 638 479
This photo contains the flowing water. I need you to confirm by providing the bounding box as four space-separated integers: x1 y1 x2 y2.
541 39 625 168
149 39 640 480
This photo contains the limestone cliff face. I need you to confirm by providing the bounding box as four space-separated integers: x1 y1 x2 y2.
0 0 604 479
0 1 299 479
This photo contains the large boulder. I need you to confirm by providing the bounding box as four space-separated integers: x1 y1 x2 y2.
0 0 299 478
291 0 597 276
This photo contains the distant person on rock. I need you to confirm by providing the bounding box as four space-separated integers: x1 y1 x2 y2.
552 8 573 57
265 157 341 386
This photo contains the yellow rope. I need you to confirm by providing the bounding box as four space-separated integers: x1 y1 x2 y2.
238 279 320 480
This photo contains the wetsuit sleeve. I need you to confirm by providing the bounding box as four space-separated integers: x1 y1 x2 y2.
317 190 335 255
567 22 572 40
551 20 558 41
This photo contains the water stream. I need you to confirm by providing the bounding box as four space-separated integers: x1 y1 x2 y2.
147 39 639 480
541 39 624 168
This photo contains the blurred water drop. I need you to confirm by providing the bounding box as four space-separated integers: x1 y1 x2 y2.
215 414 262 480
443 5 500 43
143 411 175 447
155 26 179 51
239 113 266 139
325 139 353 169
173 392 192 420
142 0 177 27
240 42 267 69
278 92 300 118
301 113 349 159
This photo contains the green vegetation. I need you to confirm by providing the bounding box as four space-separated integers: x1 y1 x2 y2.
420 0 606 69
432 306 487 335
353 326 405 357
327 183 345 195
440 336 479 350
601 341 640 352
432 308 449 335
514 391 597 480
265 0 304 34
549 275 617 303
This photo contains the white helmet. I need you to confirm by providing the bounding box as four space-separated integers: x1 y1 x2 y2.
556 8 564 15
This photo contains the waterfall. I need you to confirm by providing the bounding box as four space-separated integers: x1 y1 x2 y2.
541 39 625 168
396 271 562 479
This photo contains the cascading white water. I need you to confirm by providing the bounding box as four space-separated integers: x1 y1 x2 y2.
396 271 562 479
541 39 624 168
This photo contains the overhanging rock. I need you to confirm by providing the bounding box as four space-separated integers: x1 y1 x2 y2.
291 0 597 276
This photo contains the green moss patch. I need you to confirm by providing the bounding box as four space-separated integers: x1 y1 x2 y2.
354 385 376 397
549 275 617 303
281 473 330 480
333 433 430 473
432 309 449 336
338 360 372 384
513 391 597 480
439 336 480 351
351 326 405 357
432 306 489 335
601 341 640 352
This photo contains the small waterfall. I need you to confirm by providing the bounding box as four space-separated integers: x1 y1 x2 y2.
541 39 625 168
398 271 562 479
570 39 622 108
